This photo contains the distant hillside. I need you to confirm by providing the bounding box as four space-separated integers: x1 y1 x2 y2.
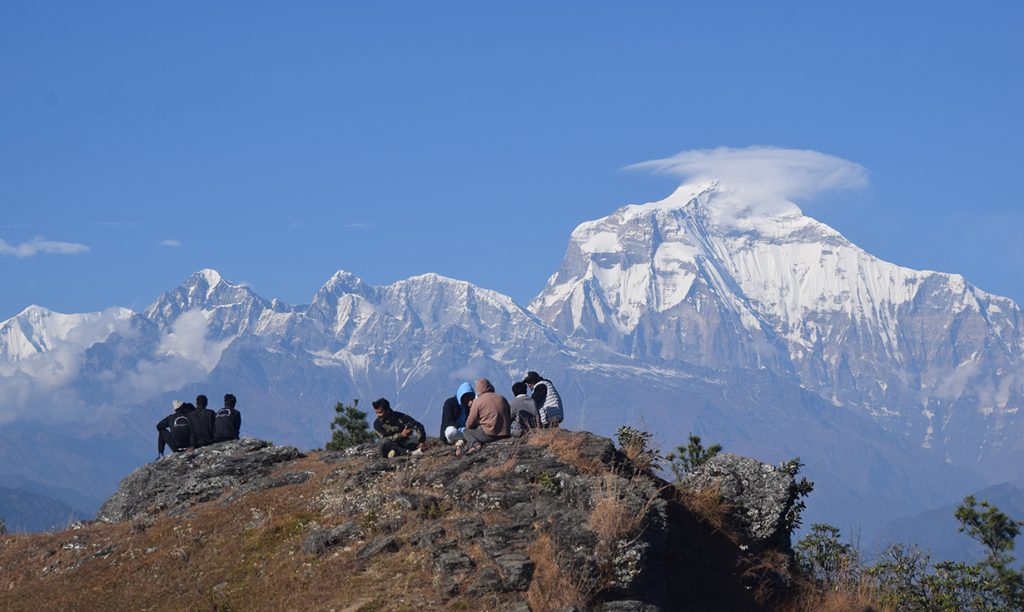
875 482 1024 565
0 486 80 533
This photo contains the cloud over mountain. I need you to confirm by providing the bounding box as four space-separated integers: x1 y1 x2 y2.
628 146 870 221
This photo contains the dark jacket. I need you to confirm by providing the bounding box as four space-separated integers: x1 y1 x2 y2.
157 404 195 454
214 406 242 442
374 410 426 444
189 408 217 448
439 381 474 444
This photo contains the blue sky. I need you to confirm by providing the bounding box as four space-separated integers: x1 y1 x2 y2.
2 2 1023 318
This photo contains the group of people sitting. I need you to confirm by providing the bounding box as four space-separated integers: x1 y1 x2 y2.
156 393 242 457
370 371 564 458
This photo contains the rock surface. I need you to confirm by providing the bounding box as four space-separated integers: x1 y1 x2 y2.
97 438 303 523
680 453 795 549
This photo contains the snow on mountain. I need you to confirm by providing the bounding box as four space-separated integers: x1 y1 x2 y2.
531 182 1024 472
0 306 135 364
144 268 295 340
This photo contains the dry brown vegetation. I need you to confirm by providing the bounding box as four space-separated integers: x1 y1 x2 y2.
0 453 511 611
678 486 733 535
587 473 658 548
525 532 607 611
526 429 604 474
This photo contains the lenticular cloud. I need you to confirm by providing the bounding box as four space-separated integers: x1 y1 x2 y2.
629 146 869 205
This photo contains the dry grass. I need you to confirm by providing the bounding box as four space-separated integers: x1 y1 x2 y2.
787 583 886 612
527 429 604 474
588 474 648 545
679 486 733 535
0 452 510 611
526 533 606 611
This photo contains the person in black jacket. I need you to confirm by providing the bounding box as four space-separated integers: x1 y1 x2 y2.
214 393 242 442
156 400 194 458
372 398 427 458
439 381 475 445
188 394 216 448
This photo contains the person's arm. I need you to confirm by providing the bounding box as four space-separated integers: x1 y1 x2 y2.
232 409 241 437
532 385 547 411
465 400 480 430
156 416 170 455
407 414 427 447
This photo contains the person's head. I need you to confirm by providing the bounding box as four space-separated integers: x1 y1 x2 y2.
455 381 475 408
523 371 542 389
474 378 495 395
181 402 196 412
224 393 236 408
372 397 391 418
172 399 184 411
512 381 528 397
196 394 208 409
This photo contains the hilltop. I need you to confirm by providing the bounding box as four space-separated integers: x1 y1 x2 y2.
0 432 808 611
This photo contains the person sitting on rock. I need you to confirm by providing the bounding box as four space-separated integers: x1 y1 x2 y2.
372 398 427 458
156 399 194 458
457 378 511 456
440 381 475 445
214 393 242 443
188 394 217 449
523 371 564 429
509 381 538 437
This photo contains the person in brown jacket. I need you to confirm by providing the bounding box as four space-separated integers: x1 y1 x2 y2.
457 378 512 456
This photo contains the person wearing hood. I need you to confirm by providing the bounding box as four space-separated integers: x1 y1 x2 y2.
156 399 195 458
458 378 511 456
440 381 475 445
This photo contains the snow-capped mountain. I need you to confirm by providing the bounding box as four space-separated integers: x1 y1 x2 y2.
0 305 135 364
0 183 1021 539
531 183 1024 475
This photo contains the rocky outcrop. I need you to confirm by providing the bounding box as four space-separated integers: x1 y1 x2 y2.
3 431 800 611
96 438 303 523
680 453 796 550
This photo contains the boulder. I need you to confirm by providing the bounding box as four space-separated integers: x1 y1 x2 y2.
97 439 303 523
680 453 795 548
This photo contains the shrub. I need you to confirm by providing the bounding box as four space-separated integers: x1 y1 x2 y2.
779 457 814 536
666 433 722 482
325 399 375 451
615 425 662 474
795 523 861 590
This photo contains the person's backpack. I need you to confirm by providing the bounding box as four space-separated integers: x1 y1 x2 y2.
214 407 238 442
169 414 191 450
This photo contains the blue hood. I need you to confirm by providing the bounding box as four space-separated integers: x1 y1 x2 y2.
454 381 474 428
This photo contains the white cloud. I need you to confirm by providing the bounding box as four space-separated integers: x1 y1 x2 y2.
0 237 90 258
160 239 182 247
0 308 233 425
629 146 870 222
344 222 371 229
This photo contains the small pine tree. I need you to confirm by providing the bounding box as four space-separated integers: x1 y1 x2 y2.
666 433 722 482
779 457 815 536
326 399 375 451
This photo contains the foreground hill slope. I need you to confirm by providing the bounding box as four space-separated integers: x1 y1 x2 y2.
0 432 806 611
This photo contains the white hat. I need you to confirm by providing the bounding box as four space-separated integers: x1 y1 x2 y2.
172 399 184 410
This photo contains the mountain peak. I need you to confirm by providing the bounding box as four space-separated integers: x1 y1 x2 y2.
192 268 225 288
